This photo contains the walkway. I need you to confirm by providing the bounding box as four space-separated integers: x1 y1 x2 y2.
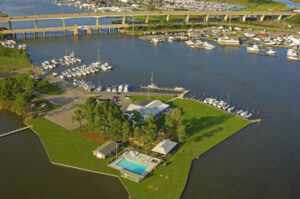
0 126 31 138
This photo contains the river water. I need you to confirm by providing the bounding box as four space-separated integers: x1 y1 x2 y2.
1 0 300 199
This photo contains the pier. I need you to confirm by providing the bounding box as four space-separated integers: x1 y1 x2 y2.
0 126 31 138
141 85 187 92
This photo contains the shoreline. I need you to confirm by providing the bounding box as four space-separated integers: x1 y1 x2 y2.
26 98 250 199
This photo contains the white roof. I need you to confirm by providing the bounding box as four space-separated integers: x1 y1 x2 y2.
152 139 177 155
126 100 169 120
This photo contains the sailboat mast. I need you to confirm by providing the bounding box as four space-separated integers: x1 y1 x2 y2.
151 72 153 85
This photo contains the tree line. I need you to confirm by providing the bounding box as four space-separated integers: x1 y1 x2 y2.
0 72 35 114
0 45 31 63
72 97 187 151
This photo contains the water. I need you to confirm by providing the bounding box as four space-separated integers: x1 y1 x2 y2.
1 0 300 199
116 158 147 175
0 111 129 199
274 0 300 8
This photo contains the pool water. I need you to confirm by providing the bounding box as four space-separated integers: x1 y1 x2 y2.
116 158 147 175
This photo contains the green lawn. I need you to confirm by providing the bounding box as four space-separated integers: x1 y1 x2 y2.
130 95 174 103
36 80 65 95
28 98 250 199
285 14 300 27
0 56 32 74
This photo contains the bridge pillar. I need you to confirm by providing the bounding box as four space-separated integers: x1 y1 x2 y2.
122 16 126 24
224 15 228 21
23 33 26 40
205 15 209 23
277 15 282 20
108 28 111 34
73 25 78 36
34 32 38 39
87 27 92 36
33 19 38 29
145 15 149 24
43 32 46 38
260 15 265 22
62 18 65 27
8 21 12 30
185 14 190 23
96 17 99 26
242 15 247 22
54 31 56 37
166 14 170 22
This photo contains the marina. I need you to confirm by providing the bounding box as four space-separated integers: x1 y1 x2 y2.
1 0 300 198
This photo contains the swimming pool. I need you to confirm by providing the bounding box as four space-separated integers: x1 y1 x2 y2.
116 158 147 175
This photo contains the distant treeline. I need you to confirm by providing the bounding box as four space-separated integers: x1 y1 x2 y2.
248 0 273 3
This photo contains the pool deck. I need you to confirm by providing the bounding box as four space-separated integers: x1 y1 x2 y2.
109 150 161 180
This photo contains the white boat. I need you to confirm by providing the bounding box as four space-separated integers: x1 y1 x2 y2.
203 42 215 50
174 86 185 91
118 85 123 93
123 84 129 93
247 45 260 53
106 86 111 92
112 85 117 92
266 48 277 56
148 72 158 88
240 111 248 117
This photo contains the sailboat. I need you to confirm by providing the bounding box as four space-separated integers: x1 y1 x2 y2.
147 72 158 88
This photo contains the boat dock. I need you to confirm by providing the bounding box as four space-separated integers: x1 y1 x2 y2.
0 126 31 138
140 85 187 92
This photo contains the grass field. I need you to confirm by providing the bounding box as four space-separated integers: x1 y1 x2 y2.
28 98 250 199
285 14 300 27
36 80 65 95
0 56 32 74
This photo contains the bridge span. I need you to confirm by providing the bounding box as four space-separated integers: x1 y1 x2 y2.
0 10 295 37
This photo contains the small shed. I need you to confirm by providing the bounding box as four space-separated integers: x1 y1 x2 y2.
152 139 177 155
93 141 119 159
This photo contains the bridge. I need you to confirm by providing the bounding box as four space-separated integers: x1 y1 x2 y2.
0 10 295 37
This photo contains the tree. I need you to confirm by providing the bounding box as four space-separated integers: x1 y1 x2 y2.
131 110 143 125
72 109 84 129
165 108 186 142
83 103 96 133
142 115 157 149
122 120 131 143
134 126 143 143
0 77 14 99
14 91 33 114
86 96 96 106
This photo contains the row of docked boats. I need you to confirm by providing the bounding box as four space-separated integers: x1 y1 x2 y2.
202 97 253 119
185 40 215 50
247 45 300 61
0 40 16 48
106 84 129 93
71 79 129 93
61 52 81 66
53 62 112 79
246 45 277 56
